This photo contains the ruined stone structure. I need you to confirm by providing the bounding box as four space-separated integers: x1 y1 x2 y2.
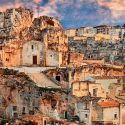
69 63 124 82
43 30 68 67
43 68 69 89
0 68 68 120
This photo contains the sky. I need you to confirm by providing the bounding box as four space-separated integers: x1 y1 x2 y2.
0 0 125 29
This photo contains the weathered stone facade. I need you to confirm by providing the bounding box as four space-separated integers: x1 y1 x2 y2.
0 68 68 120
22 40 43 66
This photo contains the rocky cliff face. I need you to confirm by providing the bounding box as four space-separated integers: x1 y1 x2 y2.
0 7 63 42
0 8 33 41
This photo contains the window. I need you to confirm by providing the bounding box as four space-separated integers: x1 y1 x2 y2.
56 75 60 81
22 107 25 114
85 102 89 109
6 58 9 61
31 45 34 50
22 107 25 112
57 36 59 41
114 114 117 119
13 106 17 111
85 114 88 118
93 88 98 97
29 110 34 115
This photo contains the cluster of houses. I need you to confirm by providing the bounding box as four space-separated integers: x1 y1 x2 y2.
66 26 125 65
0 7 125 125
69 38 125 65
65 25 125 41
1 63 125 125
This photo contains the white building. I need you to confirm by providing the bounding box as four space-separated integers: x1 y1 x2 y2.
64 29 76 37
22 40 43 66
77 27 97 37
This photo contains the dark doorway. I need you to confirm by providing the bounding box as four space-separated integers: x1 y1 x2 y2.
33 56 37 64
44 120 47 125
64 111 68 119
55 75 60 81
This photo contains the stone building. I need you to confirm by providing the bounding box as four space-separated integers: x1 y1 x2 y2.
43 68 69 89
0 40 43 67
43 30 68 67
93 99 120 125
22 40 43 66
64 29 77 37
77 27 97 37
71 81 106 98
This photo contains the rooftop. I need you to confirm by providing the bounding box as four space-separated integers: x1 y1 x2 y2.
93 76 118 80
72 80 95 84
98 100 119 108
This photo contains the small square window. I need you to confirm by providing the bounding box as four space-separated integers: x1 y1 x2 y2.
85 114 88 118
13 106 17 111
29 110 34 115
22 107 25 112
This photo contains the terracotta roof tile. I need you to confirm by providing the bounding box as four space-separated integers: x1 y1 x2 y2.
98 100 119 108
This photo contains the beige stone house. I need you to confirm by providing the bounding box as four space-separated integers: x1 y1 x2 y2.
22 40 43 66
1 40 43 67
93 99 120 125
71 81 106 98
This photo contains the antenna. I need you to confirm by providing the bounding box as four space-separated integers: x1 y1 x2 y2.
36 4 40 18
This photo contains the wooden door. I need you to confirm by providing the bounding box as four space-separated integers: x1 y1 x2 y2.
33 55 37 64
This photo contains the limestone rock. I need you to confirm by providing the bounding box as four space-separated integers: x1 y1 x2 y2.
0 7 63 41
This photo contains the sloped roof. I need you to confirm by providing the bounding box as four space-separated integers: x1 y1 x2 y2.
27 73 61 88
72 80 96 84
98 100 119 108
93 76 118 80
